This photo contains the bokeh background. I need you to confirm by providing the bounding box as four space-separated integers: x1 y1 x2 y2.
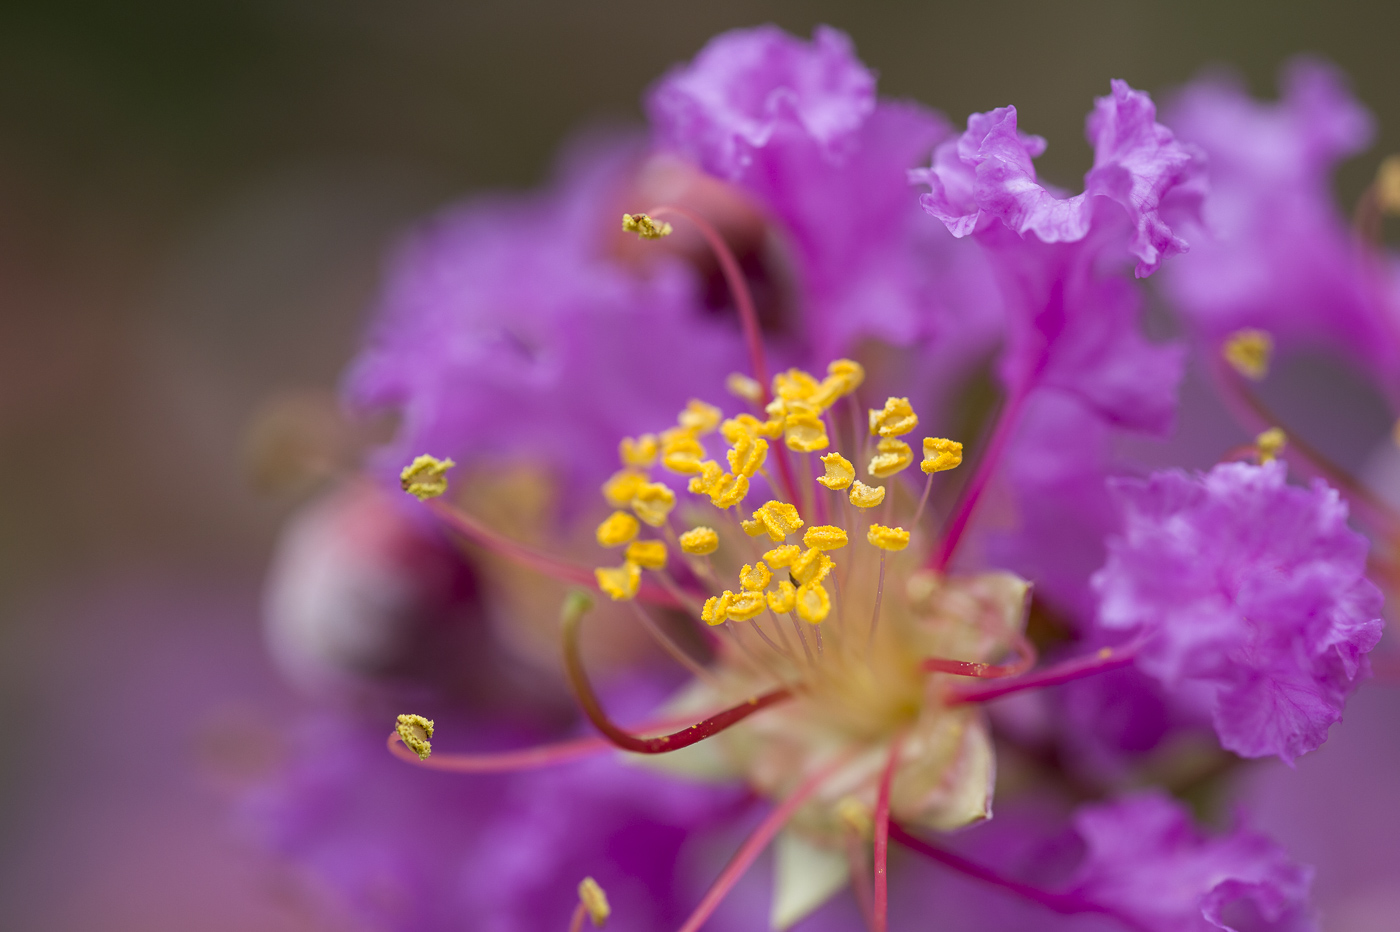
3 2 1399 929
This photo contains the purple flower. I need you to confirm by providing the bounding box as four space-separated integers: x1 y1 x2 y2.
1069 792 1317 932
1094 461 1384 763
344 134 747 493
648 25 1002 380
1161 60 1400 404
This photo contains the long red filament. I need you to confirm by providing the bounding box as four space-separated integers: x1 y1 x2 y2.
563 600 791 754
426 499 685 608
947 640 1142 705
387 732 610 772
649 204 769 394
888 824 1151 931
676 758 846 932
567 902 587 932
922 636 1037 679
649 203 801 505
872 733 904 932
931 389 1027 572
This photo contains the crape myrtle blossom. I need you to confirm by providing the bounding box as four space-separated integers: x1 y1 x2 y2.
255 24 1390 932
1094 461 1384 764
377 62 1329 930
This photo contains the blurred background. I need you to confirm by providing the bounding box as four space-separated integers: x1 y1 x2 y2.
2 2 1398 928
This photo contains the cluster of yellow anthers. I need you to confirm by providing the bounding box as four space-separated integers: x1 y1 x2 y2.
592 360 964 621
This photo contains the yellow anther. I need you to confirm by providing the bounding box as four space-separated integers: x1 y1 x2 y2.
679 399 723 435
1256 427 1287 465
578 877 611 928
773 369 822 404
688 460 723 495
740 561 772 591
816 452 855 490
595 511 640 548
795 581 831 624
603 468 648 508
708 472 750 509
1223 329 1273 381
721 415 755 443
679 526 719 555
791 548 834 587
630 482 676 526
727 432 769 478
595 562 641 600
661 433 707 474
395 713 434 760
868 437 914 478
867 524 911 551
400 455 455 501
921 437 963 473
751 500 804 541
763 544 802 568
848 480 886 508
722 412 782 441
701 592 731 625
741 517 765 537
869 397 919 437
836 797 873 840
826 358 865 394
784 409 830 453
727 372 764 404
726 589 766 621
1377 154 1400 215
622 212 672 239
767 580 797 614
803 525 849 551
625 539 667 570
619 434 659 468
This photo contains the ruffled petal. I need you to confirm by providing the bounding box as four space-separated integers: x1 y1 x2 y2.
1093 461 1384 763
914 80 1204 277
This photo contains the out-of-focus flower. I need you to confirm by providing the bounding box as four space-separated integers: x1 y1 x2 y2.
1094 461 1384 763
1068 792 1316 932
240 695 744 932
1162 60 1400 404
343 134 747 496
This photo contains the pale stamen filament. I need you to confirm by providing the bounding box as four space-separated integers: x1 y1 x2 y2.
630 601 721 688
867 551 888 655
750 615 796 663
789 612 816 667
